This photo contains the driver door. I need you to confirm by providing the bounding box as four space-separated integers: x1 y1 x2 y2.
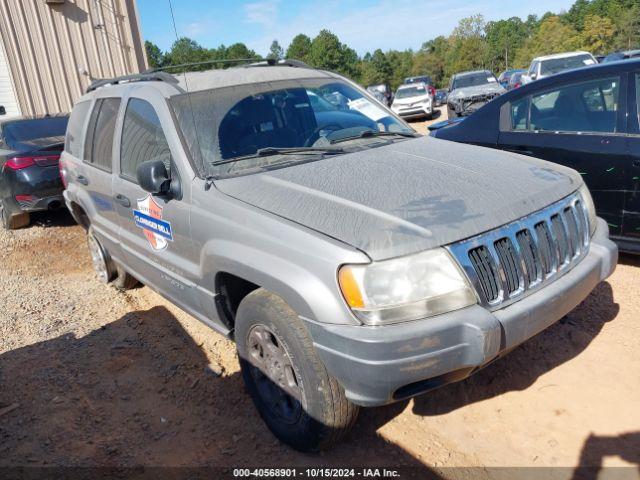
112 93 201 314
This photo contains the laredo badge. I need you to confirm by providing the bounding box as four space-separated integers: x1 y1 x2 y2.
133 195 173 250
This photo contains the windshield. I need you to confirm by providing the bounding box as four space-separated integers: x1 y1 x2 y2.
406 76 431 85
395 85 428 99
3 117 68 149
540 55 595 75
452 72 495 90
171 78 413 178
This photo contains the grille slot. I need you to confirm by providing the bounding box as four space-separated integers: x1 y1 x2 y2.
516 229 539 286
535 222 555 275
551 214 569 265
448 192 590 311
494 238 521 294
468 246 499 302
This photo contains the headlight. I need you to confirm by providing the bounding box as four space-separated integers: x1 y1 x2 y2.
338 248 477 326
578 183 597 236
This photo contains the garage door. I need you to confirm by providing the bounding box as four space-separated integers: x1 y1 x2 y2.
0 42 20 117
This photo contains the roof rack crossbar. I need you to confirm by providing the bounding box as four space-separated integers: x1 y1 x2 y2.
86 71 178 93
148 57 313 74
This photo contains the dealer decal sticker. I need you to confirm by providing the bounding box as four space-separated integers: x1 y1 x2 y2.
133 194 173 251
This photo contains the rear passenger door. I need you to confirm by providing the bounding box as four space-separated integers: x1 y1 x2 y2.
498 75 628 236
112 93 201 313
78 97 121 255
624 71 640 244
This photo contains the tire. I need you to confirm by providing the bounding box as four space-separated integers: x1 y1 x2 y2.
112 263 139 290
0 199 30 230
235 288 359 452
87 227 115 283
87 226 139 289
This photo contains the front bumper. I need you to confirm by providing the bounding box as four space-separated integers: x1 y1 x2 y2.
303 218 617 406
393 104 432 119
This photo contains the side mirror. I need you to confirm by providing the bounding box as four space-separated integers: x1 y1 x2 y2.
529 73 537 81
137 160 170 195
0 106 6 116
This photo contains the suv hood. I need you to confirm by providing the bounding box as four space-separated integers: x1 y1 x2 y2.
449 83 504 100
216 137 582 260
393 94 430 106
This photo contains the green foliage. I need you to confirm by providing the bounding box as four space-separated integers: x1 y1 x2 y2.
514 16 580 67
145 41 164 69
267 40 284 60
307 30 358 77
286 34 312 62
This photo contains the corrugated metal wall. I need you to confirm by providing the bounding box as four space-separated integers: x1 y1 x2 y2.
0 0 148 116
0 41 21 116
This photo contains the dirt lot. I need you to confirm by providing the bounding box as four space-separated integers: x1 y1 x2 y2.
0 134 639 477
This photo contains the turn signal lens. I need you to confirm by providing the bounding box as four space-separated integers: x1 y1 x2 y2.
338 266 364 309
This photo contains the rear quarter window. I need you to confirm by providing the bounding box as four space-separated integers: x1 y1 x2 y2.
84 98 121 171
65 101 91 158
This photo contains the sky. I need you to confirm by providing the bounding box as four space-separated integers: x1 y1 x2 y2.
137 0 577 56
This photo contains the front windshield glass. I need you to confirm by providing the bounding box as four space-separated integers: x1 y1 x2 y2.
540 55 595 75
171 77 414 178
395 85 427 99
452 72 495 90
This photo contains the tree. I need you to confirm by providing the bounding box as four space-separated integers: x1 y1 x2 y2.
145 41 164 69
485 18 528 72
164 37 210 69
514 16 579 67
225 42 259 61
307 30 359 77
360 49 392 86
447 15 488 74
267 40 284 60
578 14 615 54
286 34 312 62
413 36 450 87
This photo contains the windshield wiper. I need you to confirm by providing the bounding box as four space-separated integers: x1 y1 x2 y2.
210 146 346 167
330 130 419 144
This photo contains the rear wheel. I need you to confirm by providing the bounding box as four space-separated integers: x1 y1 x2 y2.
87 227 139 289
236 289 359 452
0 200 30 230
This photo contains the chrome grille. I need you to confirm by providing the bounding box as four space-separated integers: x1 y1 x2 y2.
447 192 590 310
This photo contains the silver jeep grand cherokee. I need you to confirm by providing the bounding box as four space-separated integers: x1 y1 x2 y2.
61 61 617 451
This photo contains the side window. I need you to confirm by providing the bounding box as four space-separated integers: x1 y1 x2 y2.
65 100 91 158
528 77 619 133
120 98 171 182
510 96 529 130
84 98 121 171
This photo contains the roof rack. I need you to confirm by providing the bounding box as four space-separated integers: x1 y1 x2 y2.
86 71 178 93
148 57 314 74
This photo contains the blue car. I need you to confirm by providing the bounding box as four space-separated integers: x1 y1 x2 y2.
430 58 640 253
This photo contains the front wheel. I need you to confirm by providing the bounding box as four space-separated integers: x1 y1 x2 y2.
235 289 359 452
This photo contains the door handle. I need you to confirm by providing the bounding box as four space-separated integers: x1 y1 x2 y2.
114 193 131 208
76 175 89 186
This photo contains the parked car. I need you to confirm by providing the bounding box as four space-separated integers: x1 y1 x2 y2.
498 69 525 88
430 58 640 253
446 70 505 118
507 71 525 90
0 115 69 229
62 64 616 452
391 82 433 119
602 49 640 63
522 51 597 84
404 75 436 98
366 83 393 106
434 88 448 107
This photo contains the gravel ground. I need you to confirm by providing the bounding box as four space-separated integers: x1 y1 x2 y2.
0 152 639 477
